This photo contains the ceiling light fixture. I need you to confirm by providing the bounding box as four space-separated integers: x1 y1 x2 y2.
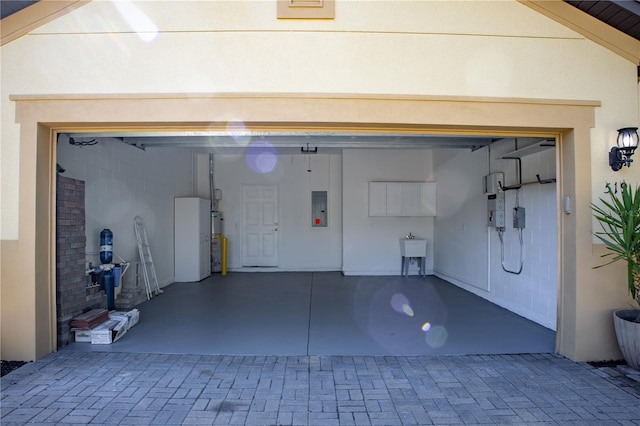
610 127 638 171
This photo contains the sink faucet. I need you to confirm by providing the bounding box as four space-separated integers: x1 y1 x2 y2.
407 232 414 239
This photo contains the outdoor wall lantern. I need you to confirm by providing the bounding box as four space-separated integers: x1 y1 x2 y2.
610 127 639 171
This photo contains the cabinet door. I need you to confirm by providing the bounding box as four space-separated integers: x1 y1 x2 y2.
419 183 437 216
369 182 387 216
402 183 421 216
386 183 403 216
369 181 437 217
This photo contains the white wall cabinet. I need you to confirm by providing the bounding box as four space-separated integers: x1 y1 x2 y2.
419 182 437 216
402 183 421 216
175 197 211 282
368 182 387 216
369 182 436 216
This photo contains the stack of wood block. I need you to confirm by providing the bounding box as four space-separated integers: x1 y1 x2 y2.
70 309 109 329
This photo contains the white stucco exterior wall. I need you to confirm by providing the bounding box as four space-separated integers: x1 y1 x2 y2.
2 0 639 238
2 0 640 362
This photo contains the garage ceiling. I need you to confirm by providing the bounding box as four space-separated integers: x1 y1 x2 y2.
60 131 507 154
120 133 494 151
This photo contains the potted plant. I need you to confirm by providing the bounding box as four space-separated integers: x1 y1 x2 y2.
591 182 640 370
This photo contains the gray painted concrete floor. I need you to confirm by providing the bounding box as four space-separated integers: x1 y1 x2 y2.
61 272 555 356
5 274 640 425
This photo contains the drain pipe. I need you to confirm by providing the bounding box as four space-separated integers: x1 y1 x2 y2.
209 153 215 211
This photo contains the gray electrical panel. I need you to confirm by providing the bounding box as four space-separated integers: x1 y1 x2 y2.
487 192 505 228
311 191 328 227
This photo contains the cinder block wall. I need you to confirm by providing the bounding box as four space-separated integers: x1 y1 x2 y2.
56 175 105 346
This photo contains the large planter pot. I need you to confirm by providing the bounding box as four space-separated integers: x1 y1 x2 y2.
613 309 640 370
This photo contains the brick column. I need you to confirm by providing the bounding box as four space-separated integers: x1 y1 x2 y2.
56 175 105 346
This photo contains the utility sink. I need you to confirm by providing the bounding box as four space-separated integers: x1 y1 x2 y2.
399 238 427 257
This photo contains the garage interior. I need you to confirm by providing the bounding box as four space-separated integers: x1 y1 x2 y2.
55 129 558 356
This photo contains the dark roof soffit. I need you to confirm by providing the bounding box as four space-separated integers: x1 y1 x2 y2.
563 0 640 41
1 1 38 20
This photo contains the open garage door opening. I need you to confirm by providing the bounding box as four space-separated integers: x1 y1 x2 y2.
54 129 558 356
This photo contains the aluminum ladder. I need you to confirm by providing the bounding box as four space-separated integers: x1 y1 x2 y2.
134 216 162 300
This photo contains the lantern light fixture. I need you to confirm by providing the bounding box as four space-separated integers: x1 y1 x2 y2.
609 127 639 171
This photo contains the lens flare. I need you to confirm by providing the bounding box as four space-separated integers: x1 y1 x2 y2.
421 322 431 332
245 140 278 174
112 0 158 43
390 294 414 317
402 305 414 317
424 325 448 348
226 121 252 147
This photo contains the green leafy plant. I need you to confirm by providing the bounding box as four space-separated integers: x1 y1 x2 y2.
591 182 640 310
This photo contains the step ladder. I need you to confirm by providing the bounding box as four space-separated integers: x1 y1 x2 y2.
134 216 162 300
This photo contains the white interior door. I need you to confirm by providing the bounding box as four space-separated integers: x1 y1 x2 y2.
242 185 279 267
